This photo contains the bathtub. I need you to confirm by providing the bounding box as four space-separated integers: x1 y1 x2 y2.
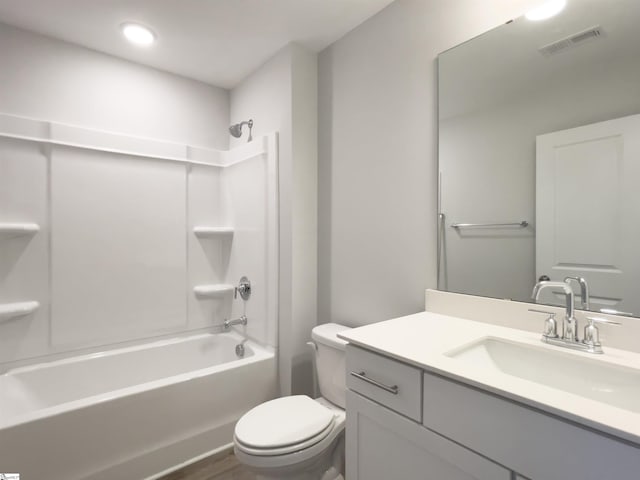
0 331 277 480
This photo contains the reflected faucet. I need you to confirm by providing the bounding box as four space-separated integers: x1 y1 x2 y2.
532 281 578 342
564 276 589 310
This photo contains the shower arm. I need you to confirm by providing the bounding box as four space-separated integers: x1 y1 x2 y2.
245 119 253 141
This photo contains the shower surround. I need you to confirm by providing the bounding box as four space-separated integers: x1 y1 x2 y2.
0 112 279 478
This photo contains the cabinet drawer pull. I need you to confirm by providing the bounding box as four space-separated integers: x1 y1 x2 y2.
351 371 399 395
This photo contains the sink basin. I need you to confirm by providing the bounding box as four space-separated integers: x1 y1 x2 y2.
446 337 640 413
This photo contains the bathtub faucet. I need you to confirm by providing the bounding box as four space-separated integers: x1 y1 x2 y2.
223 315 248 330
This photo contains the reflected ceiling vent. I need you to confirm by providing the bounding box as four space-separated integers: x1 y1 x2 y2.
539 26 603 56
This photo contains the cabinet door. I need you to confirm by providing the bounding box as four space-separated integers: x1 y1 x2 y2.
346 391 510 480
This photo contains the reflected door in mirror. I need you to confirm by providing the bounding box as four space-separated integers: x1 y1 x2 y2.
536 114 640 314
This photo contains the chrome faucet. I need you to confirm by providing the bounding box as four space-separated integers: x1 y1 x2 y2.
531 281 578 342
530 280 621 353
564 276 589 310
223 315 248 330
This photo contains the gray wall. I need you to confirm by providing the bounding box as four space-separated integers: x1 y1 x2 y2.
317 0 540 327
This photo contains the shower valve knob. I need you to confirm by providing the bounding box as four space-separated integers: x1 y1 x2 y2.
235 276 251 300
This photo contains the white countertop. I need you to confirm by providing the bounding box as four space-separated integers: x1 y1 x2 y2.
338 311 640 446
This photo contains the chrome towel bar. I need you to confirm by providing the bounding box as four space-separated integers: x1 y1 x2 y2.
451 221 529 229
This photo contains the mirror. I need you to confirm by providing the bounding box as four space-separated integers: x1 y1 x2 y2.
438 0 640 316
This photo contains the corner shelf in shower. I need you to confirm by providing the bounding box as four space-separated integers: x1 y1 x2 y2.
193 226 234 237
0 223 40 239
193 284 235 298
0 301 40 323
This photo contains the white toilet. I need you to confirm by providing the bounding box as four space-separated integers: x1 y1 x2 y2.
233 323 351 480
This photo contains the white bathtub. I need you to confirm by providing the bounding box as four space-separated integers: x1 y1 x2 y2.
0 331 277 480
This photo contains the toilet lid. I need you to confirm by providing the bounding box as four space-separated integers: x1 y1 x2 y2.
235 395 335 449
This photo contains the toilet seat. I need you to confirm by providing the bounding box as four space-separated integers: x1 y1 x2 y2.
235 418 335 456
234 396 346 470
235 395 336 456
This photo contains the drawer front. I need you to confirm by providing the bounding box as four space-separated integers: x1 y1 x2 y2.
346 345 422 421
422 372 640 480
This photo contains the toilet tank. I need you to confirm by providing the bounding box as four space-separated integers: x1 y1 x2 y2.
311 323 352 408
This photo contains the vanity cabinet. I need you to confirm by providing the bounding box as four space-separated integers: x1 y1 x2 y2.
345 345 640 480
422 371 640 480
346 345 510 480
346 391 510 480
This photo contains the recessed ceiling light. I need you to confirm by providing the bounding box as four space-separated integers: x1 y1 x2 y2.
525 0 567 21
121 22 156 47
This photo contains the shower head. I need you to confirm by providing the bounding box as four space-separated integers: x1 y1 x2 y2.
229 119 253 142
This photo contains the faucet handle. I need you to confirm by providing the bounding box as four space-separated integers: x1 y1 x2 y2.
583 317 621 351
528 309 559 339
235 276 252 300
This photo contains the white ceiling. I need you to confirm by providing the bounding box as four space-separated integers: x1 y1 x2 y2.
0 0 396 88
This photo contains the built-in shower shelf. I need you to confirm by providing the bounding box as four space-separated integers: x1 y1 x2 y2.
193 284 235 298
0 223 40 239
193 226 234 237
0 301 40 323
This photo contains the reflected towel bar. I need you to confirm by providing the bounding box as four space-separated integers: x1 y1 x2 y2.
451 221 529 229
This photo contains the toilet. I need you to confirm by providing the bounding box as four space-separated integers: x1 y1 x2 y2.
233 323 351 480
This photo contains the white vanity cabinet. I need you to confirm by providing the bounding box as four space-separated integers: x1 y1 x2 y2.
422 371 640 480
346 391 510 480
345 344 640 480
346 345 511 480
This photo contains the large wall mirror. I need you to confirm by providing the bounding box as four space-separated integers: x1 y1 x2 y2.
438 0 640 317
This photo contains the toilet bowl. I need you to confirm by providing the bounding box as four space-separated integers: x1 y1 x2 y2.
233 323 351 480
234 396 345 480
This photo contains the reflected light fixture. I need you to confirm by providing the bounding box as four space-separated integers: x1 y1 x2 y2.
525 0 567 21
121 22 156 46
